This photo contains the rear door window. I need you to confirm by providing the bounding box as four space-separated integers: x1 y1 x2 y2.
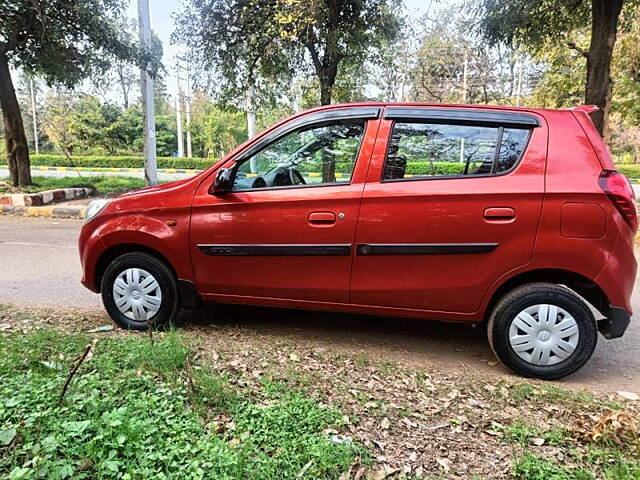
382 122 531 181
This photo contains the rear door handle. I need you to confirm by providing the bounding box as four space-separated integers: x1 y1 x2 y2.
484 207 516 221
308 211 336 225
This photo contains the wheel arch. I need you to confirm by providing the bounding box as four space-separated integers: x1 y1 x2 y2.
484 268 610 322
94 243 177 293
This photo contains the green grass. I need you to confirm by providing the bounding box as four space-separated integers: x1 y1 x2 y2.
502 419 570 447
514 450 640 480
1 175 147 196
0 330 359 479
513 453 594 480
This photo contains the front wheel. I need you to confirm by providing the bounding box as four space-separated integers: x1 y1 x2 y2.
487 283 598 380
101 252 179 330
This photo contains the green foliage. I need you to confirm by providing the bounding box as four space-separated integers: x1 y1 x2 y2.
528 38 587 109
0 154 215 170
513 453 594 480
0 176 145 195
0 330 359 479
0 1 146 87
199 106 248 159
616 164 640 180
41 92 178 158
175 0 402 106
474 0 590 51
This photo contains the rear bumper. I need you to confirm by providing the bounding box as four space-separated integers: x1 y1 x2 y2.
598 305 631 339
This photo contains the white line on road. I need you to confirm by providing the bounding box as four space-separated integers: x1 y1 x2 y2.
0 241 76 249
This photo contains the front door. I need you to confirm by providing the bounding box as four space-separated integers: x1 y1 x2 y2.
190 109 379 303
350 107 547 314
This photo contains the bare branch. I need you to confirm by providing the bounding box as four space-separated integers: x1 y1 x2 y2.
58 341 95 405
567 41 589 58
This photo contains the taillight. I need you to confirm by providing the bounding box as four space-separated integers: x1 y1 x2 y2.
599 170 638 231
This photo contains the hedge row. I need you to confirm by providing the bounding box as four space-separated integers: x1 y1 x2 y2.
615 164 640 180
0 154 215 170
1 154 638 179
0 155 463 175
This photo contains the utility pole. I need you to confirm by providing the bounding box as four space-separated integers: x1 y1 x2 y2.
515 61 524 107
137 0 158 185
460 49 468 164
185 64 192 158
29 77 39 155
175 89 184 157
461 49 468 103
247 83 257 173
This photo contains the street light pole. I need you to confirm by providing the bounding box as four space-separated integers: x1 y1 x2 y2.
137 0 158 185
185 64 192 158
176 88 184 158
29 77 39 155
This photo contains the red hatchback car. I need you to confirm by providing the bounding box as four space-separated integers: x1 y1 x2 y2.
79 103 637 379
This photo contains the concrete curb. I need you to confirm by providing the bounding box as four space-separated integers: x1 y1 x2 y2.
0 187 92 207
0 204 86 219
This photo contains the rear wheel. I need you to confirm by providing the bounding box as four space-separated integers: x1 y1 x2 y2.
487 283 597 380
101 252 179 330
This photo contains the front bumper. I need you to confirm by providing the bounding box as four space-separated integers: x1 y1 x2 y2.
598 305 631 339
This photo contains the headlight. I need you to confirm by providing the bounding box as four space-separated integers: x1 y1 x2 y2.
85 199 111 222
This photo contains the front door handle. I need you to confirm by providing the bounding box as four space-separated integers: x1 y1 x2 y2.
484 207 516 221
308 211 336 225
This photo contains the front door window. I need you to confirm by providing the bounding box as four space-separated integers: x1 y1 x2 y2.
233 121 365 191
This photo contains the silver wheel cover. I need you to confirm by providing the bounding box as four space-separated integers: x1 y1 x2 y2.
509 304 580 366
112 268 162 321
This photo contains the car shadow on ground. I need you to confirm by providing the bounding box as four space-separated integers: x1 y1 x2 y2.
176 303 498 375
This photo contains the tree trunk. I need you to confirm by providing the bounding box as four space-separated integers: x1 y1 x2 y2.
0 54 31 186
318 63 337 106
319 74 334 182
585 0 624 139
246 83 257 173
315 60 337 181
320 83 332 106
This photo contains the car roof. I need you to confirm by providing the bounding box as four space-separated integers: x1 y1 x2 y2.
306 101 576 116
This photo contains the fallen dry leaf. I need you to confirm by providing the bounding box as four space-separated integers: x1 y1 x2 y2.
617 391 639 401
380 417 390 430
436 457 452 472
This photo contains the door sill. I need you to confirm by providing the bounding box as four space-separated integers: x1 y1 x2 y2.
201 293 480 323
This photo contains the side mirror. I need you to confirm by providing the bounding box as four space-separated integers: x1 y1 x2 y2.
211 167 233 195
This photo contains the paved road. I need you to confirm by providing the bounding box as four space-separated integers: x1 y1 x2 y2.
0 215 638 394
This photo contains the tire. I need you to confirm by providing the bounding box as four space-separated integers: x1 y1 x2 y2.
101 252 179 330
487 282 597 380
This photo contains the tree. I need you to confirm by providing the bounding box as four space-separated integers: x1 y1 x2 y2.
174 0 402 107
475 0 639 138
527 9 640 158
174 0 292 144
0 0 144 186
275 0 402 105
409 7 527 105
370 16 416 102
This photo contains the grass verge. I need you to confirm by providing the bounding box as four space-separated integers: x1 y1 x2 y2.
0 176 146 196
0 304 638 479
0 329 360 479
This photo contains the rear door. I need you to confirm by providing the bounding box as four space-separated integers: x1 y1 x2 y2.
350 107 547 314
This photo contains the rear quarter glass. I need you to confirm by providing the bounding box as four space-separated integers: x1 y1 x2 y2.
570 110 616 170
